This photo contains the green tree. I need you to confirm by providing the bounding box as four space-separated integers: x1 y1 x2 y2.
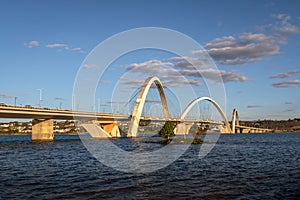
159 121 175 142
192 126 206 144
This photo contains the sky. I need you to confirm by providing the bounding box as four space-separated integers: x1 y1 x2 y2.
0 0 300 120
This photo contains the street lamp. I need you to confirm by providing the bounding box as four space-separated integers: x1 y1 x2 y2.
97 98 100 112
37 89 43 107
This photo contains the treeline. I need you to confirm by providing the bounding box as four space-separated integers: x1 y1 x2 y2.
238 118 300 131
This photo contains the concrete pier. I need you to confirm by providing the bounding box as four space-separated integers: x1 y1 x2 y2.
32 119 54 141
103 123 121 137
174 123 193 135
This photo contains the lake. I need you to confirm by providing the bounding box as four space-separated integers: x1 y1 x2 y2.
0 132 299 199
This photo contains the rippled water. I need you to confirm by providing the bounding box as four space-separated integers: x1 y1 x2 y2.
0 133 299 199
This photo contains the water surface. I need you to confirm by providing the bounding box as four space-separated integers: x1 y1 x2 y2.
0 133 299 199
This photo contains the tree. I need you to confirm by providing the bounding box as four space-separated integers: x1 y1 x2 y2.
192 126 206 144
159 121 175 142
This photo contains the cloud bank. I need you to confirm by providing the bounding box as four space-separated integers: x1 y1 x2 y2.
26 40 84 53
270 70 300 79
193 33 280 66
272 80 300 88
123 57 248 87
194 14 299 66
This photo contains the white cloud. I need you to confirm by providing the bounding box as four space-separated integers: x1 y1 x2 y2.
71 47 82 51
82 64 97 69
270 73 290 79
46 43 67 48
272 80 300 88
220 70 248 82
271 13 300 35
205 36 237 49
275 24 300 35
205 33 276 49
171 56 209 69
199 14 300 66
126 59 174 74
239 33 276 43
194 33 280 66
124 59 248 84
26 40 84 53
45 43 84 53
270 70 300 79
28 40 39 48
272 14 291 24
179 68 248 82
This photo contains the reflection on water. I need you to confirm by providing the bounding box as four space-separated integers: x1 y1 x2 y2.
0 133 299 199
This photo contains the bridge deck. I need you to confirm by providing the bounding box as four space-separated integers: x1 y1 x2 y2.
0 104 272 133
0 105 128 121
0 105 221 123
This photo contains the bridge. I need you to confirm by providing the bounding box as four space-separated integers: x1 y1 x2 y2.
0 76 272 140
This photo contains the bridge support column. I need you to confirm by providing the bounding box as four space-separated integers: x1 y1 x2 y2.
103 122 120 137
241 128 250 133
32 119 54 141
175 123 193 135
223 125 231 134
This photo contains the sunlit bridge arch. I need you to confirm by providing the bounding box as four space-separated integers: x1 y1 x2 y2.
179 97 232 133
231 108 239 134
127 76 169 137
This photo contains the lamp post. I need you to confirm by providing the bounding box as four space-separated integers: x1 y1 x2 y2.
37 89 43 107
97 98 100 112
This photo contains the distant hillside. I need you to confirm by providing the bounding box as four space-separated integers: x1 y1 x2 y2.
238 118 300 132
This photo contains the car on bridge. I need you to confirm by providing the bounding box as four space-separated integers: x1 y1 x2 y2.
24 105 33 108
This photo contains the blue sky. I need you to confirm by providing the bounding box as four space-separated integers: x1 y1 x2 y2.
1 0 300 120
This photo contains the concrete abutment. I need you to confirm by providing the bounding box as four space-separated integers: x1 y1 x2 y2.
174 123 193 135
32 119 54 141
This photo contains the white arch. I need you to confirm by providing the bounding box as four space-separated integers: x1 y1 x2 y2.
179 97 232 133
231 108 239 133
127 76 169 137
